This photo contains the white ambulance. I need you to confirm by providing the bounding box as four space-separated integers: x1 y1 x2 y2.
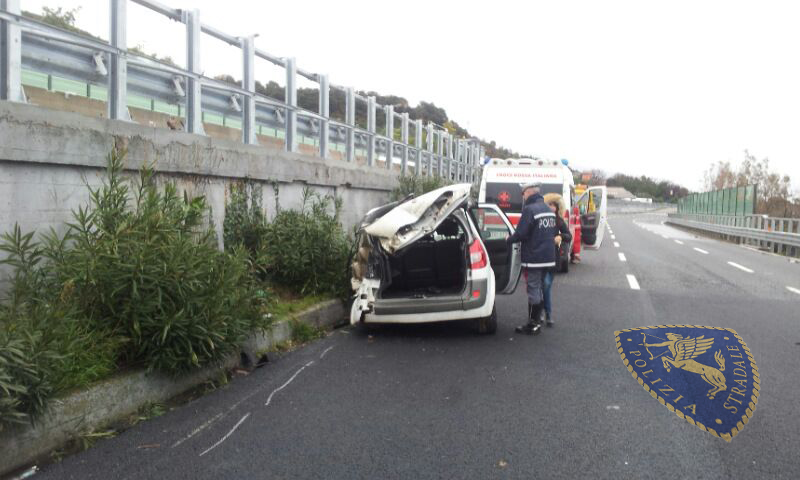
477 158 607 271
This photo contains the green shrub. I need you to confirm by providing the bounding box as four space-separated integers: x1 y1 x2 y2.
0 226 117 429
260 188 354 298
390 174 451 201
50 151 267 373
223 181 270 279
0 150 268 427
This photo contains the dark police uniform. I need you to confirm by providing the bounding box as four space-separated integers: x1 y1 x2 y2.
507 190 557 334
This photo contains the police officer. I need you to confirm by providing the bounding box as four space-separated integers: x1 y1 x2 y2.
507 182 558 335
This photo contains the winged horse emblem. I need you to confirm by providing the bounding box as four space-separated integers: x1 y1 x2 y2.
643 333 727 399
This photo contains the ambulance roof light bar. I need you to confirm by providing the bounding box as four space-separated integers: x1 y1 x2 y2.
490 158 561 167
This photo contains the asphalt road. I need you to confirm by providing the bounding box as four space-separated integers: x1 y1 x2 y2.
36 211 800 479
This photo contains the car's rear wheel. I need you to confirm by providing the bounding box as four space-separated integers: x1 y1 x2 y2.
477 305 498 334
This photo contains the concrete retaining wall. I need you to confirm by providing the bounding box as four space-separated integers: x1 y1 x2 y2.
0 300 346 477
0 101 397 246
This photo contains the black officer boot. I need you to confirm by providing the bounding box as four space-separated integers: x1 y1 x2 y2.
515 303 542 335
531 303 543 334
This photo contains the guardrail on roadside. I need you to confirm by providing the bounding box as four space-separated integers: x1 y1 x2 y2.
667 213 800 258
0 0 484 181
608 200 676 215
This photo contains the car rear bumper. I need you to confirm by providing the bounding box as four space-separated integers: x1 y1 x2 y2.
362 275 495 324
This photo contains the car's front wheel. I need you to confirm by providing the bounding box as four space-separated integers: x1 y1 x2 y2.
476 305 498 334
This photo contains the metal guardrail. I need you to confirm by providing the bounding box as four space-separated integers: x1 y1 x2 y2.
608 199 676 215
667 213 800 257
0 0 484 181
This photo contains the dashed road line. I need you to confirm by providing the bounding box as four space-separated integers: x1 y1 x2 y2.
674 240 684 245
787 286 800 295
661 235 669 239
727 261 754 273
611 235 616 240
199 412 251 457
614 242 620 248
626 274 641 290
694 247 709 254
618 252 627 262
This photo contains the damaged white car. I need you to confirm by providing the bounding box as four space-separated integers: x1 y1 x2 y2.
350 184 522 334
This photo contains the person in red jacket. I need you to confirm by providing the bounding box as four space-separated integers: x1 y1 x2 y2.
570 204 582 263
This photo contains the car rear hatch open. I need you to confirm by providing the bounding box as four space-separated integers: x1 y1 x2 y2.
350 184 473 323
363 183 473 254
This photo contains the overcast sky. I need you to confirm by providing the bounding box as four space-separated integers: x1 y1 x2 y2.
24 0 800 192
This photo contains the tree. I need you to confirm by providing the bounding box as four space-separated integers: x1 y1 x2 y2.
704 161 737 190
129 45 177 66
703 150 794 216
26 7 174 65
606 173 688 203
583 169 607 186
256 80 285 101
214 75 238 86
39 6 80 31
410 101 448 126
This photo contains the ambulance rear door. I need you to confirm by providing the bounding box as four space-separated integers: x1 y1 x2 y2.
575 186 607 249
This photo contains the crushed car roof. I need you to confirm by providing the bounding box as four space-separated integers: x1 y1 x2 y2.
363 183 472 254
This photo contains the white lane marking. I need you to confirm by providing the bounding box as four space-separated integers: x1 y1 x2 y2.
265 361 314 406
614 242 620 248
618 253 627 262
320 345 335 359
787 286 800 295
199 412 251 457
175 357 322 449
693 247 709 254
674 240 684 245
611 235 616 240
626 274 641 290
727 261 754 273
172 412 224 448
661 235 669 239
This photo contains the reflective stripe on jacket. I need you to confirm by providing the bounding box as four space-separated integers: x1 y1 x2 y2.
508 193 558 268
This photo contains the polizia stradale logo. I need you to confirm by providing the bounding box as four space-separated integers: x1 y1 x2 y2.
615 325 759 442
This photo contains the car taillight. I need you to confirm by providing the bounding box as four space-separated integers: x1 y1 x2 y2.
469 239 487 269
